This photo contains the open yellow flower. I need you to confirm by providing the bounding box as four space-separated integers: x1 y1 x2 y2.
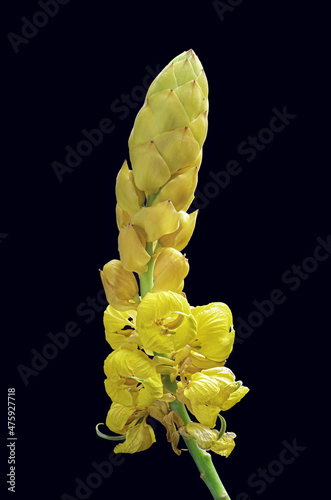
104 345 164 408
136 291 197 353
190 302 235 362
180 367 249 428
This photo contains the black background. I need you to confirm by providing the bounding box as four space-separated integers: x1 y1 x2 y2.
1 1 329 499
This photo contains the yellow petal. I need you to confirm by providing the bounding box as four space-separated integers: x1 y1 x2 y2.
184 422 219 450
158 210 198 252
114 420 156 454
211 432 236 458
106 402 136 434
118 223 150 275
116 160 145 214
136 291 196 353
133 200 180 243
152 248 189 294
191 303 235 362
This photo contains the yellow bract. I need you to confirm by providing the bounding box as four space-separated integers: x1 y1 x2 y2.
100 259 140 311
152 247 189 294
136 291 197 353
133 200 180 243
115 160 145 214
158 210 198 252
118 223 150 275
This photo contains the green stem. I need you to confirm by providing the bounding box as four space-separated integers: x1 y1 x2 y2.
163 373 231 499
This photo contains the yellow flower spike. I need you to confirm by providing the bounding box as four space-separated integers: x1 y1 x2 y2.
100 259 140 311
136 290 197 353
115 160 145 214
115 204 134 230
104 345 164 408
128 49 208 195
153 165 199 212
211 432 237 458
133 200 180 243
184 422 220 450
118 223 151 275
158 210 198 253
190 302 235 362
152 247 189 294
114 419 156 454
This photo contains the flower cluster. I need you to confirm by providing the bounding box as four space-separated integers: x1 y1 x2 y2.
99 50 249 458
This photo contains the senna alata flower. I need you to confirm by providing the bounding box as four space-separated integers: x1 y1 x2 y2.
136 291 196 353
104 345 164 408
128 49 208 195
179 367 249 428
190 302 235 362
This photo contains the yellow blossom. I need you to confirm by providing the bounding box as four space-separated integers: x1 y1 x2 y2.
100 259 140 311
190 302 235 362
180 367 249 428
104 345 164 408
136 291 197 353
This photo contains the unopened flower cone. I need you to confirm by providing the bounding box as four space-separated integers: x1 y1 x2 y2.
97 50 249 500
128 49 208 195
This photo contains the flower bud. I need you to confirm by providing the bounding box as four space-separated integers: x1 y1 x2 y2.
153 165 199 212
116 160 145 214
152 247 189 294
133 200 180 242
158 210 198 252
100 259 140 311
118 223 150 275
128 49 208 194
